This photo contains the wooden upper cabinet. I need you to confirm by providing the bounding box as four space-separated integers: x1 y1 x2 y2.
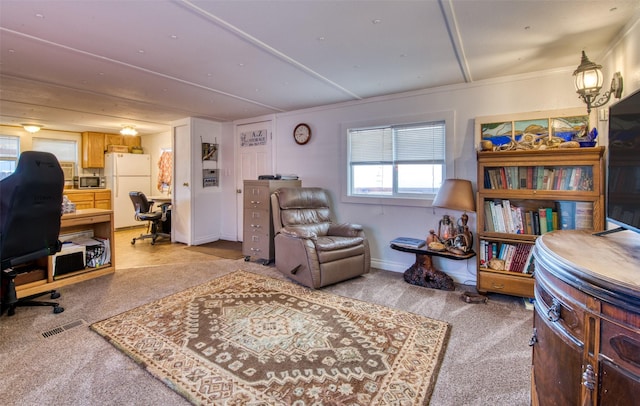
122 135 142 150
81 132 105 168
104 133 123 150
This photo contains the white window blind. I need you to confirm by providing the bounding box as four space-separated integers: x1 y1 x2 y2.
348 121 446 197
32 137 77 163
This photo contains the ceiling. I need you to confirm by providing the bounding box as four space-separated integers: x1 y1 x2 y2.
1 0 638 135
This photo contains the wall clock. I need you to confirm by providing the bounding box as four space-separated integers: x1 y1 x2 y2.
293 123 311 145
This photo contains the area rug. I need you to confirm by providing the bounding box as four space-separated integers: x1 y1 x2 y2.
183 240 244 260
91 270 450 405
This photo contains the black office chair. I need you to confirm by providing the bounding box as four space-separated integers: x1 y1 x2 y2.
1 151 65 316
129 191 170 245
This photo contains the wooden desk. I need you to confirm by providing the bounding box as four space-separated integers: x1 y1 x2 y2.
391 243 475 290
16 209 116 298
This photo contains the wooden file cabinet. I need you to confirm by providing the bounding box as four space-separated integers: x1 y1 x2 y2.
531 231 640 405
242 179 301 263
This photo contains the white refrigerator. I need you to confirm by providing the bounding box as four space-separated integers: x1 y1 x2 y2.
104 153 151 229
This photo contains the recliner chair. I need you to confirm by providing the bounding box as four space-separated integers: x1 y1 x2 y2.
129 191 170 245
1 151 65 316
271 187 370 288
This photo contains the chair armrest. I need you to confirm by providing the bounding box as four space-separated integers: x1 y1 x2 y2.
280 226 318 239
328 223 363 237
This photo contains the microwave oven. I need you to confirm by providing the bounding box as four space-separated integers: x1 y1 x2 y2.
74 176 106 189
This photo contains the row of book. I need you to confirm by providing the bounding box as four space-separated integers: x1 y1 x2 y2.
479 240 535 274
484 200 593 235
484 166 593 191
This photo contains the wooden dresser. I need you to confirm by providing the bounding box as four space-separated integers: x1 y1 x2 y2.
531 230 640 405
242 179 301 263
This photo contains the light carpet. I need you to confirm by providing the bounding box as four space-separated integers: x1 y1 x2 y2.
91 270 450 405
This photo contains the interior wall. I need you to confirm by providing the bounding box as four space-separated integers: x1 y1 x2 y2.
223 18 639 284
142 130 172 196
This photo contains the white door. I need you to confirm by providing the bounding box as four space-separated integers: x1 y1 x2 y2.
236 120 273 240
173 123 192 244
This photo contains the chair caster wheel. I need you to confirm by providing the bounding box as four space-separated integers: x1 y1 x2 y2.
53 306 64 314
244 256 250 262
131 239 136 245
51 291 60 299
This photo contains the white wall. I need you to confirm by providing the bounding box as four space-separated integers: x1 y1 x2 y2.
221 16 639 284
142 130 172 195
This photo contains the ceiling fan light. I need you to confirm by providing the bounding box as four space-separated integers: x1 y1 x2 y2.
22 124 43 133
120 126 138 136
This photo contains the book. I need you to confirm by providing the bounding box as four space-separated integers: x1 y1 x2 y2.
484 201 495 232
538 208 548 234
575 202 594 230
558 201 576 230
545 207 554 232
391 237 425 249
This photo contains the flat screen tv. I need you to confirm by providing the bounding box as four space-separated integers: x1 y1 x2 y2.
606 88 640 234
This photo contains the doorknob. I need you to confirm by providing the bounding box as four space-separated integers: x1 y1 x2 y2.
237 189 242 193
183 182 189 187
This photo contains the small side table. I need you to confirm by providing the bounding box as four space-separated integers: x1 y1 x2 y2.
391 243 476 291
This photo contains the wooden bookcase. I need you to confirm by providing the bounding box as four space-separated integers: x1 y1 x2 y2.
476 147 605 298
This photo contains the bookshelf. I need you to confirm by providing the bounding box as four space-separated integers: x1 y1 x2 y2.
476 147 605 298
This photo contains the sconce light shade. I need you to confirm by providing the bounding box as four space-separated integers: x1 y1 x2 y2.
573 50 623 114
120 126 138 136
22 124 43 133
432 179 476 213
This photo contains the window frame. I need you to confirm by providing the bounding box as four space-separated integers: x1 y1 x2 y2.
340 111 455 207
0 135 20 180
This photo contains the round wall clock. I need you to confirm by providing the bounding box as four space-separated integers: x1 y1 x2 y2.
293 123 311 145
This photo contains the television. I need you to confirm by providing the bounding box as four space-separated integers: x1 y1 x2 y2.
606 88 640 234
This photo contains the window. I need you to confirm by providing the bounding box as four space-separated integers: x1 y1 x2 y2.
0 135 20 180
348 121 445 198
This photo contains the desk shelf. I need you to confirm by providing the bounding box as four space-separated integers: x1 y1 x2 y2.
15 209 115 299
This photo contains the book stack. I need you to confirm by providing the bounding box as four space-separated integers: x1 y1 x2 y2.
390 237 426 249
479 241 534 274
484 166 593 191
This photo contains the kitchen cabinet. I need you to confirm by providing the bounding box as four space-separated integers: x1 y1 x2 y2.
64 189 111 210
81 132 105 168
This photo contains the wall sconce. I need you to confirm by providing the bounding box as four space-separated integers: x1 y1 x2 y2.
573 50 623 114
22 124 43 133
120 126 138 136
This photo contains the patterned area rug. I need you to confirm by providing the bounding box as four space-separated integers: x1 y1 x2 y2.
91 271 450 405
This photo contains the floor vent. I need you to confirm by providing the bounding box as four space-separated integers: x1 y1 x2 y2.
41 319 86 338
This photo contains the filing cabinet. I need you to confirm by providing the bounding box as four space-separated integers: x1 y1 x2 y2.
242 179 301 263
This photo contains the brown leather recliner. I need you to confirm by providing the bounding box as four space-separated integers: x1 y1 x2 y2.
271 187 370 288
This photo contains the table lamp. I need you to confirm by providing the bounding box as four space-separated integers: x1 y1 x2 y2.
432 179 476 252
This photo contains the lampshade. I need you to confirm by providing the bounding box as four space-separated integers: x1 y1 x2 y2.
22 124 43 133
432 179 476 212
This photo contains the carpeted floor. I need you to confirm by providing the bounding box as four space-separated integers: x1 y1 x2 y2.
91 270 450 405
183 240 244 260
0 258 532 405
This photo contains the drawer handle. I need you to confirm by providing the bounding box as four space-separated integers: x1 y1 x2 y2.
491 283 504 290
250 248 261 252
250 224 261 228
250 200 261 204
548 298 561 322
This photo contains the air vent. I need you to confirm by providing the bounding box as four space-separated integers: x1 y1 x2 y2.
41 319 86 338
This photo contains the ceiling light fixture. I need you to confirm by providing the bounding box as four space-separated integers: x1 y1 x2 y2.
573 50 623 114
22 124 43 133
120 126 138 136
